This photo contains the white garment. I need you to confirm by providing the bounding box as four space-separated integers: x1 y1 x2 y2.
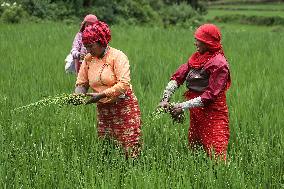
179 96 203 110
64 53 76 74
162 80 178 101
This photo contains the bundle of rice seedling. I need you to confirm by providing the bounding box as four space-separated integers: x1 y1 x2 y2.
151 103 185 124
13 93 87 112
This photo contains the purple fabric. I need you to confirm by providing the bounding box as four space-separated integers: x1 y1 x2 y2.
170 54 230 106
71 32 87 60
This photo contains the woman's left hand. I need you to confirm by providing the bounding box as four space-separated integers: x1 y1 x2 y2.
85 93 106 104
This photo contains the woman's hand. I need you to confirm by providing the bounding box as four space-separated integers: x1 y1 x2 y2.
85 93 106 104
74 86 87 94
159 100 170 111
80 53 86 61
170 104 184 119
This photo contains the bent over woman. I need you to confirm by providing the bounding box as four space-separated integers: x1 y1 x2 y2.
160 24 231 160
74 21 141 158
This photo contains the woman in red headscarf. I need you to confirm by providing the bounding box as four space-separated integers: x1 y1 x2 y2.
159 24 231 160
70 14 98 75
74 21 142 158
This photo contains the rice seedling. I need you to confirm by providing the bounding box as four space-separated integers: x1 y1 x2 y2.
13 93 87 112
151 103 185 124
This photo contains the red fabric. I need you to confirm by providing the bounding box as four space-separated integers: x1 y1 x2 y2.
80 14 98 32
195 24 222 51
185 90 230 160
200 54 231 105
171 54 231 102
169 24 231 160
189 24 223 69
82 21 111 48
96 90 141 150
170 63 189 86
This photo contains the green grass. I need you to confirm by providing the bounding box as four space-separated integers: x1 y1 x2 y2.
206 2 284 23
0 22 283 188
205 9 284 20
209 3 284 10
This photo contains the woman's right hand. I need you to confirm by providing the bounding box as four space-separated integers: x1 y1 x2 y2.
74 86 87 94
80 53 86 60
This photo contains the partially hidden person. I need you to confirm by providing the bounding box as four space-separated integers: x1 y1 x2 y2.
71 14 98 74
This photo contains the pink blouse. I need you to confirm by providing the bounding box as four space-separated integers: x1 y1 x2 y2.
71 32 87 60
76 47 132 104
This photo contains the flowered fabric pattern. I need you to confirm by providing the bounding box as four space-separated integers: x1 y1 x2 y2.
97 90 141 154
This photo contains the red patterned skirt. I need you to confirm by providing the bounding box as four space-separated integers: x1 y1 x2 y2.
185 90 230 160
96 90 141 153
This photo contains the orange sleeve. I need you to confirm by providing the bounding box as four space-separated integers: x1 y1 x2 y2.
103 52 131 97
75 60 89 88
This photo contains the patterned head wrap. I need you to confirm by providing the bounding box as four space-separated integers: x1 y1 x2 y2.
188 24 224 68
82 21 111 48
80 14 98 32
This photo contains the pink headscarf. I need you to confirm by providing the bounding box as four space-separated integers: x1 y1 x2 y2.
80 14 98 32
82 21 111 48
188 24 224 69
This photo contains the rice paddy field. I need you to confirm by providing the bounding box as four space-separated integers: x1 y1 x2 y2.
209 3 284 10
0 22 283 188
205 2 284 19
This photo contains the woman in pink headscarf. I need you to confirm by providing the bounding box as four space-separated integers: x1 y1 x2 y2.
71 14 98 74
159 24 231 160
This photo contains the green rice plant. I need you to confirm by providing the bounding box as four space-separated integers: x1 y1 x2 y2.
151 103 185 124
13 93 87 112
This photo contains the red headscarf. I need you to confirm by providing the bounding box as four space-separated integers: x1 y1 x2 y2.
188 24 224 69
80 14 98 32
82 21 111 48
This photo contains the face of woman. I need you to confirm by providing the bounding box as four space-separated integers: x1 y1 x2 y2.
84 21 93 28
194 39 208 54
84 42 105 57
